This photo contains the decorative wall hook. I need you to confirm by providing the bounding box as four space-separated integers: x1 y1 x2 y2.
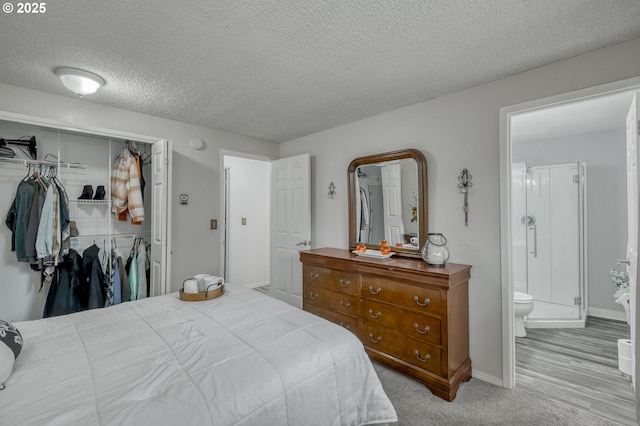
457 168 472 226
327 181 336 199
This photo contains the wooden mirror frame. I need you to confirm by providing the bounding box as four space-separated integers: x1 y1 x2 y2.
348 148 428 258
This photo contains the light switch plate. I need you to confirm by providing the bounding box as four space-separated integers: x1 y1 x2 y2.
210 219 217 230
241 217 247 225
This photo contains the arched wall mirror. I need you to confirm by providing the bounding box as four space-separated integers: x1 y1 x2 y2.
348 148 428 257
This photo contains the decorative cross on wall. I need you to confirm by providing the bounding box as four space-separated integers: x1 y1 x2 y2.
457 168 472 226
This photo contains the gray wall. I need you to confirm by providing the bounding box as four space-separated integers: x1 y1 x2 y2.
279 37 640 383
513 128 627 316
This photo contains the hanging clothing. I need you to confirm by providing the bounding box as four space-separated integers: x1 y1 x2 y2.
129 247 138 301
43 249 83 318
112 250 121 305
118 256 130 302
5 179 37 262
34 182 53 259
136 241 148 299
130 155 143 226
111 148 144 223
25 175 47 267
82 244 106 310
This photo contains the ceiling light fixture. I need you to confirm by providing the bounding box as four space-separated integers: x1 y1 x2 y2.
54 67 105 96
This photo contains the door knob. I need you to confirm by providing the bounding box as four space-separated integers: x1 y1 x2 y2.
296 240 310 247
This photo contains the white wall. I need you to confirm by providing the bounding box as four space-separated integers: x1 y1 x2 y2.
0 83 279 303
279 37 640 383
513 128 628 316
224 155 270 287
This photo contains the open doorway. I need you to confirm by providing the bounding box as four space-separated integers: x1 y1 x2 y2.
221 152 271 288
500 78 640 424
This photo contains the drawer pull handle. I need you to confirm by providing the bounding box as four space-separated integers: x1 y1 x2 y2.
414 323 431 334
309 292 319 300
368 309 382 319
414 350 431 363
369 286 382 295
310 272 319 280
369 333 382 344
339 279 351 287
339 300 351 309
414 296 431 307
339 322 351 330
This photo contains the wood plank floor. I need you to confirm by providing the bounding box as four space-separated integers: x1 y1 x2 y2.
516 316 636 425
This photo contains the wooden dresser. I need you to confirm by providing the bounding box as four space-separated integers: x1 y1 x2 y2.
300 247 471 401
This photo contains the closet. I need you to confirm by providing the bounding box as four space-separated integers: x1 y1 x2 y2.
0 118 170 322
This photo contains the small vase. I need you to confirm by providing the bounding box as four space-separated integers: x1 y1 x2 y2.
421 233 450 266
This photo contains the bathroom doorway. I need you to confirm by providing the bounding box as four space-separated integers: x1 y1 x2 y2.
500 77 640 407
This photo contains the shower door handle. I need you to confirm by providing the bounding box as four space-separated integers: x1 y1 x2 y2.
617 258 630 265
529 223 537 258
522 215 537 258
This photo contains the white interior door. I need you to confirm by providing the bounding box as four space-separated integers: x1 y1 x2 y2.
381 163 405 245
270 154 310 308
626 93 639 391
150 139 172 296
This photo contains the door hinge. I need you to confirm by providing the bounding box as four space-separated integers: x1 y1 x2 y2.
574 296 582 306
573 175 579 184
637 120 640 136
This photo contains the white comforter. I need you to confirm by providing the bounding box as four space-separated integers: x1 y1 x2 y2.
0 283 397 425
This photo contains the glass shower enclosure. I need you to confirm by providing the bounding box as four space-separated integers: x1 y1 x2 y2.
511 162 587 328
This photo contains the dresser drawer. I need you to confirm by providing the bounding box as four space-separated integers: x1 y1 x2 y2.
361 322 442 375
303 265 358 295
304 302 358 335
361 299 441 345
361 275 442 316
304 284 359 317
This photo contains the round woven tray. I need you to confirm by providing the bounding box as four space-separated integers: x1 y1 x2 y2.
179 284 224 302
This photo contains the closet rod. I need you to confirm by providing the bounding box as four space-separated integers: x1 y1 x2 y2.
0 157 87 169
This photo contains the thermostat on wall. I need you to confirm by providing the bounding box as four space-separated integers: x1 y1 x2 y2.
180 194 188 205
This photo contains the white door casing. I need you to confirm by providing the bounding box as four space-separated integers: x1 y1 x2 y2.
150 139 172 296
381 163 405 245
626 93 639 390
270 154 311 308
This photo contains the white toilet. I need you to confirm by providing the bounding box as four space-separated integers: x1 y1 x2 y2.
514 291 534 337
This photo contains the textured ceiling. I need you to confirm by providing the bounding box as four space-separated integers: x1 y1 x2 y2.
511 91 636 145
0 1 639 143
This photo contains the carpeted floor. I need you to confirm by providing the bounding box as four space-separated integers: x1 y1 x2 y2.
373 363 623 425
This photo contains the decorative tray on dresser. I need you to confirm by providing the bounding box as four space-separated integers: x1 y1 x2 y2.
300 247 472 401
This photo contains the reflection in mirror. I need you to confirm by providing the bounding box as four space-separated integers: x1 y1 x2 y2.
348 149 428 258
354 158 418 248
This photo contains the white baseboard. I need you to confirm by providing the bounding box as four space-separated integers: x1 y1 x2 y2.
471 369 503 388
587 307 627 322
242 281 270 289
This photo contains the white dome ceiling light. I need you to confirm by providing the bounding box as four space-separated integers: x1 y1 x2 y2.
54 67 105 96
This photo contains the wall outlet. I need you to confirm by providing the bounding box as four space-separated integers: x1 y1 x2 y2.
210 219 217 230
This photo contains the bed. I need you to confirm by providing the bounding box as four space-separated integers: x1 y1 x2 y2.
0 283 397 425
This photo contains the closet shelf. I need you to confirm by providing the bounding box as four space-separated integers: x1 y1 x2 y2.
69 199 110 205
71 232 151 239
0 157 87 169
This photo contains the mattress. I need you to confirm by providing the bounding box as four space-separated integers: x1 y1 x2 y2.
0 283 397 425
